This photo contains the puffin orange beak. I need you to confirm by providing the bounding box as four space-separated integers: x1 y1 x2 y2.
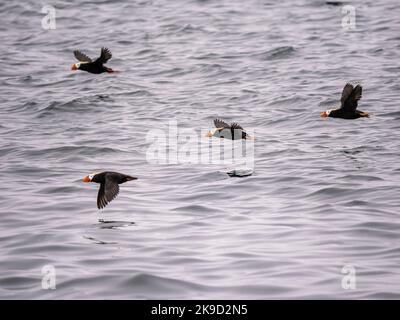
71 64 78 71
82 176 91 183
320 111 328 118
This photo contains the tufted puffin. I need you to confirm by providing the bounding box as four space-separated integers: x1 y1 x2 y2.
71 47 114 74
320 83 370 119
82 171 137 209
206 119 253 140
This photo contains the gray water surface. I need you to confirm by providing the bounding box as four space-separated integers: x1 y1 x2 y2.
1 0 400 299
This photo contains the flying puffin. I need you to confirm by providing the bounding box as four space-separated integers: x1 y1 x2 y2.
206 119 253 140
82 172 137 209
71 47 114 74
320 83 369 119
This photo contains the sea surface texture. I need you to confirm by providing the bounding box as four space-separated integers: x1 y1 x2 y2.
0 0 399 299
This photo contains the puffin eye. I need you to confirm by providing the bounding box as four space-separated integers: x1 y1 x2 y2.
76 63 81 68
89 174 94 180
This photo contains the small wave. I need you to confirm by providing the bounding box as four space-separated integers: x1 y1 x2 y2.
95 219 136 229
125 89 152 97
27 145 122 157
178 24 206 33
135 48 154 56
172 204 215 213
341 174 384 182
83 235 118 245
255 46 296 61
306 187 354 198
342 200 370 207
191 52 219 60
197 63 228 77
383 111 400 119
122 273 207 296
340 145 385 155
35 94 115 116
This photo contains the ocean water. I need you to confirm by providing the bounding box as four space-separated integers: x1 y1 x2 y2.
0 0 400 299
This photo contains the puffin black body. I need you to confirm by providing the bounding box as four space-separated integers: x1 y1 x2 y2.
206 119 252 140
72 47 114 74
83 171 137 209
321 83 369 119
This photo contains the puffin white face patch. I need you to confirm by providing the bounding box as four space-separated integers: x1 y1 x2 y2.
206 128 219 137
212 128 220 135
75 62 81 68
326 109 332 116
88 172 100 181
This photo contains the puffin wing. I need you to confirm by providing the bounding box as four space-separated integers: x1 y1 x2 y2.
74 50 92 63
95 47 112 64
341 83 362 111
340 83 354 107
230 122 243 130
345 84 362 112
97 177 120 209
214 119 230 129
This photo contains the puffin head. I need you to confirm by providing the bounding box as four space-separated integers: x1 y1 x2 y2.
205 128 223 138
82 172 99 183
320 109 332 118
71 62 81 71
205 129 215 137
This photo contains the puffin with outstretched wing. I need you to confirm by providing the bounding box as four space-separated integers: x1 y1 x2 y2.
71 47 114 74
82 172 137 209
320 83 369 119
206 119 252 140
